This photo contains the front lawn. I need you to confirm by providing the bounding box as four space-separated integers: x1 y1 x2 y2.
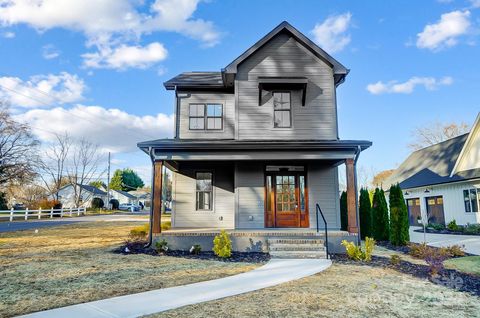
445 256 480 276
151 262 480 318
0 222 259 318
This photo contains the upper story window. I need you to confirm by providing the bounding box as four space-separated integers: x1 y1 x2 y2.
189 104 223 130
273 92 291 128
464 189 479 212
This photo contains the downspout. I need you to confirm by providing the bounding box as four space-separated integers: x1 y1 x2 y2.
145 146 155 248
353 145 362 245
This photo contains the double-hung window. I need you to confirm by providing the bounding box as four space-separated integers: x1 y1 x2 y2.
196 172 213 211
273 92 291 128
189 104 223 130
464 188 479 212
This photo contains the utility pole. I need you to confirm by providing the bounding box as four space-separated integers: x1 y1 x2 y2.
106 152 111 209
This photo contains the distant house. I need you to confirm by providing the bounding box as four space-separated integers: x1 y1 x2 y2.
57 184 107 208
129 190 151 208
387 113 480 226
109 189 137 205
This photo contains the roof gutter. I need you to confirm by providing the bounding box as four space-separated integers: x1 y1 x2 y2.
145 146 155 248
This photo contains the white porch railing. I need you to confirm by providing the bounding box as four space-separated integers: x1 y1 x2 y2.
0 207 87 221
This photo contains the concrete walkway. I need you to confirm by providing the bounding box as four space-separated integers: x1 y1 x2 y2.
19 258 332 318
409 227 480 255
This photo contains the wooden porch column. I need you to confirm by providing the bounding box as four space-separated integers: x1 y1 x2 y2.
346 159 358 234
152 160 163 234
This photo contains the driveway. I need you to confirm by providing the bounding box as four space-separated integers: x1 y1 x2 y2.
409 227 480 255
0 213 148 233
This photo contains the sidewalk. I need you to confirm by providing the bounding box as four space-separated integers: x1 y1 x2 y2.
19 258 332 318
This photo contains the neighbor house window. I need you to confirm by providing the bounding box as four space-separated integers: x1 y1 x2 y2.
189 104 223 130
196 172 213 210
464 189 479 212
273 92 291 128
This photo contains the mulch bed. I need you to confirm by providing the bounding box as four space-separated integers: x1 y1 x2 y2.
331 242 480 297
413 228 480 236
113 241 270 263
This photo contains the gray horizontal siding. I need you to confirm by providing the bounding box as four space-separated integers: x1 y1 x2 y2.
236 32 337 140
173 162 234 228
236 162 265 228
308 164 340 230
178 92 235 139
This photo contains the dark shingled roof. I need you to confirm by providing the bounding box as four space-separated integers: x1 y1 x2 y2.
386 134 480 189
164 72 224 90
78 184 107 196
112 189 137 199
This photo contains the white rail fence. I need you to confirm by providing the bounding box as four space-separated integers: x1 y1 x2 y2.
0 207 87 221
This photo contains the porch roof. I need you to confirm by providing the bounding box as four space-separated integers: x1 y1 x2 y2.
137 139 372 162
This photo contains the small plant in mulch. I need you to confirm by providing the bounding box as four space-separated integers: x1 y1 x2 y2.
341 237 376 262
189 244 202 255
390 254 401 266
155 239 169 254
213 230 232 258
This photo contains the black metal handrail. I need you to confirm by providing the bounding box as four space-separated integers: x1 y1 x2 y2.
316 203 329 259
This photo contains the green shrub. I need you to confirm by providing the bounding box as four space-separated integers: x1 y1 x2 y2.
447 219 459 231
359 188 373 239
91 197 104 209
389 184 410 246
390 254 401 266
129 224 149 240
371 188 389 241
190 244 202 255
464 223 480 234
0 192 7 210
341 237 376 262
428 223 446 231
213 230 232 258
155 239 169 253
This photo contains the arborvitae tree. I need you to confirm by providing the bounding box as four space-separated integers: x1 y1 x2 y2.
0 192 8 210
371 188 389 241
389 184 410 246
359 188 373 239
340 191 348 231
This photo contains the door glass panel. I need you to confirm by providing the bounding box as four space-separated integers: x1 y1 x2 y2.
275 175 296 212
299 176 305 212
266 176 272 212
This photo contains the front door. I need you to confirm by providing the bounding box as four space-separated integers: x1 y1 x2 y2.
265 172 309 228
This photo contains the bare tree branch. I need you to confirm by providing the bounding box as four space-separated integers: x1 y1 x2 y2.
409 121 471 150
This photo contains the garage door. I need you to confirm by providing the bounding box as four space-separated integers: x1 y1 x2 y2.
426 196 445 225
406 198 421 226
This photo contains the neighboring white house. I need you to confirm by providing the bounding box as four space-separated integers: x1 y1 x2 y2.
57 184 108 208
387 113 480 226
109 189 137 205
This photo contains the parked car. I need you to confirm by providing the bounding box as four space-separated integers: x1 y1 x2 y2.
118 203 140 212
12 203 26 210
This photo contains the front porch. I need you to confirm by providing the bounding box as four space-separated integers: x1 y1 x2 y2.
156 228 357 254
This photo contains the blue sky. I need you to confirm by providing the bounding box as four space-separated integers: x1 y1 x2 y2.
1 0 479 184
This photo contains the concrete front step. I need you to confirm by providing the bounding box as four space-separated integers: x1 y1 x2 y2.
268 239 325 245
269 250 327 259
269 245 326 252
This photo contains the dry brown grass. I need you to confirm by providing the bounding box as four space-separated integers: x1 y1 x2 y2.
0 222 258 318
150 263 480 318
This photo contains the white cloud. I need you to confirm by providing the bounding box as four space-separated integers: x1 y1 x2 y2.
416 10 471 50
0 0 220 47
470 0 480 8
2 31 15 38
42 44 61 59
366 76 453 94
82 42 168 70
311 13 352 53
14 105 175 153
0 72 86 108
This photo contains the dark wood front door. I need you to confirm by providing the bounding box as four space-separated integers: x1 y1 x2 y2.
426 196 445 225
265 172 309 228
407 198 421 226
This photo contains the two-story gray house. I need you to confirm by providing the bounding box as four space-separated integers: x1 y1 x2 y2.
138 22 371 257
